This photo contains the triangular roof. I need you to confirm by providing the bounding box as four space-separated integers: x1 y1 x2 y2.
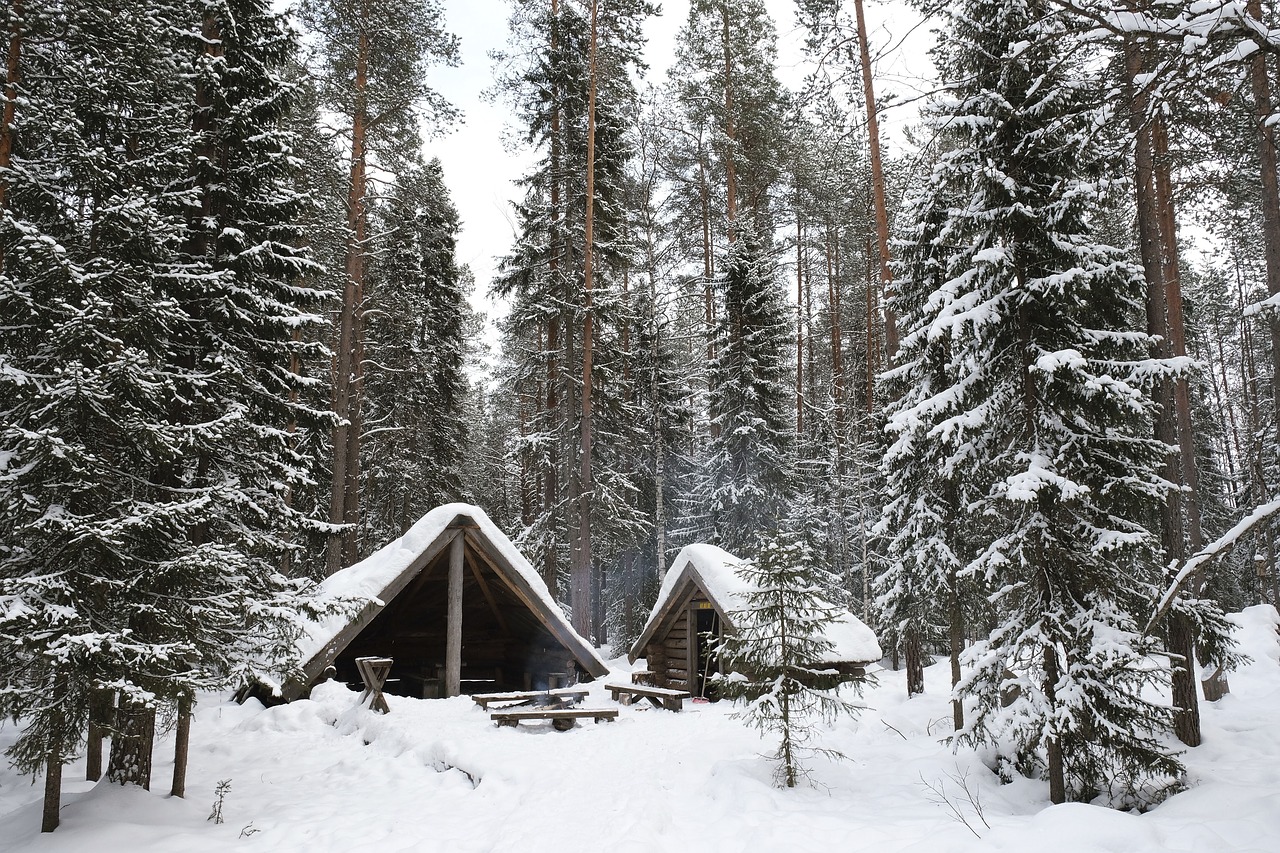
628 543 882 665
281 504 607 699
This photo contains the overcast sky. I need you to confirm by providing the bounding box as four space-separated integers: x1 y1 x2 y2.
419 0 934 324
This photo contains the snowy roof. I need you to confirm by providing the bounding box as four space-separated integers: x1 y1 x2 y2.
286 503 607 698
629 543 882 665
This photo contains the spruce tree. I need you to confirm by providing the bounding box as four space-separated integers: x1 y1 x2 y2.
685 226 793 553
0 0 327 826
362 158 472 540
721 520 864 788
890 0 1186 804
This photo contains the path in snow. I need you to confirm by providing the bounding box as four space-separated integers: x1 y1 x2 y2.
1 606 1278 852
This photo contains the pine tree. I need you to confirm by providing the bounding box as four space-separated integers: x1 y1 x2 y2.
300 0 459 574
721 521 864 788
891 0 1187 804
492 0 655 639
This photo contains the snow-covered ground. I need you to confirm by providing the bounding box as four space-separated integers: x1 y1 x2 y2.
2 606 1278 853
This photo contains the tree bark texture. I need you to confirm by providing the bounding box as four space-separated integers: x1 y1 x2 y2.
949 570 965 732
0 0 22 217
853 0 897 360
1123 29 1204 747
1248 0 1280 447
42 747 61 833
0 0 24 277
720 4 737 236
904 626 924 696
1043 645 1066 804
571 0 600 640
170 693 192 798
107 702 155 789
86 689 112 782
327 31 370 575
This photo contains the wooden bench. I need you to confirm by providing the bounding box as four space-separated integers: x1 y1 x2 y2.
490 707 619 731
605 683 690 711
471 688 590 710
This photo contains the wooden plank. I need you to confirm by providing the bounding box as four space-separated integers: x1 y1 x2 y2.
446 531 464 698
490 708 618 725
686 603 696 698
465 548 511 636
471 688 589 709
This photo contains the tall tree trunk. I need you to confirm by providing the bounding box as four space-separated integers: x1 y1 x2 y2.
544 0 563 597
0 0 22 234
572 0 600 640
86 689 111 782
1123 31 1202 746
949 574 964 731
904 626 924 696
827 221 846 443
796 205 804 434
170 693 191 798
699 142 717 432
1249 0 1280 447
720 3 737 236
42 745 61 833
327 31 370 575
853 0 897 360
1043 645 1066 804
644 185 667 580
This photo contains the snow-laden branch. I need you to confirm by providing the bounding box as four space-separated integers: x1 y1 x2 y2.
1147 496 1280 632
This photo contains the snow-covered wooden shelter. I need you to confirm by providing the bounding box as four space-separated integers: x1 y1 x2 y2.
279 504 608 701
628 544 882 697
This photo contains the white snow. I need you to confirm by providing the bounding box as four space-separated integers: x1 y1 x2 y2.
639 543 883 664
297 503 596 669
3 606 1279 852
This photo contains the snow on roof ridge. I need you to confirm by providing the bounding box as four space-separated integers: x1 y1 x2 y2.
635 542 883 665
299 502 597 667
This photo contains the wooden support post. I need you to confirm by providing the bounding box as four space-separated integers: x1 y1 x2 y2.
446 531 464 697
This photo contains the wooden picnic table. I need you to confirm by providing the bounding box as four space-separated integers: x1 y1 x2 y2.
604 682 690 711
490 707 618 731
471 687 589 710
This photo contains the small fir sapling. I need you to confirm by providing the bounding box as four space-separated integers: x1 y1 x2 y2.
720 530 865 788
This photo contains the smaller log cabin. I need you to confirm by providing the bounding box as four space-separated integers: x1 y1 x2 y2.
629 544 882 697
277 504 608 702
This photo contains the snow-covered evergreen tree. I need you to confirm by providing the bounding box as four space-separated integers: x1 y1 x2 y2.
491 0 655 638
362 158 472 541
684 227 793 553
888 0 1185 804
721 522 863 788
0 0 328 820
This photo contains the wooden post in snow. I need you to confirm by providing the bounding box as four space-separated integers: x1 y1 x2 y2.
446 531 464 697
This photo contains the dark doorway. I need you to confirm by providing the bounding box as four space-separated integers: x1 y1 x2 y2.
694 606 722 699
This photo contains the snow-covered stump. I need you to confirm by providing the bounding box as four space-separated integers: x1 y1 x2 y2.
1202 665 1230 702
